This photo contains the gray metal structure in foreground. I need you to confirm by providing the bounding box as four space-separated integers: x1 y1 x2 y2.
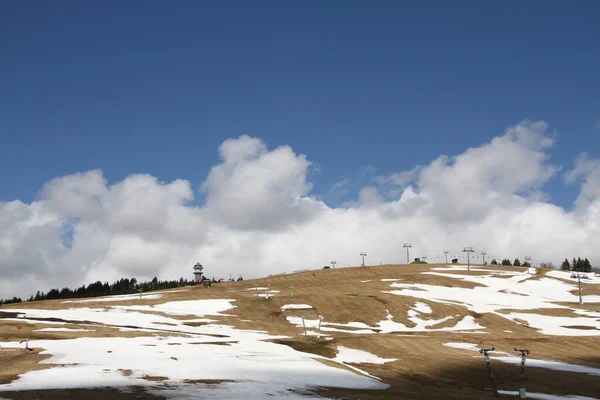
479 348 499 397
514 348 530 398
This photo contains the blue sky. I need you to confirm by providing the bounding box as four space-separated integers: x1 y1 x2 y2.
1 0 599 208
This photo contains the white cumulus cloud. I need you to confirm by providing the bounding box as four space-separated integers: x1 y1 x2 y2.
1 121 599 299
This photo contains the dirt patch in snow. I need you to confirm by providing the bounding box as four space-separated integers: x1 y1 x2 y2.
0 348 52 385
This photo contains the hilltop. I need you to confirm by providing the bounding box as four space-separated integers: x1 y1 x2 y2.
1 263 599 399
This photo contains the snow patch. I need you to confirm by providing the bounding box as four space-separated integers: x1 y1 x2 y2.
443 342 479 351
413 302 432 314
499 391 598 400
281 304 313 310
334 346 397 364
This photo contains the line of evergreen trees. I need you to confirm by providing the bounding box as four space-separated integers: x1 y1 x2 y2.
0 276 195 306
489 258 531 267
486 256 593 272
560 257 593 272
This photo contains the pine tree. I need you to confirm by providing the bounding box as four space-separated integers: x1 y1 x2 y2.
490 259 498 265
513 258 521 266
501 259 512 266
561 259 570 271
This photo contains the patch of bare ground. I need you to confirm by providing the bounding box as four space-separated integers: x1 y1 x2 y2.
314 333 600 399
189 341 235 345
140 375 169 382
0 319 186 342
183 379 233 385
571 285 600 296
561 325 599 330
556 302 600 311
270 337 337 358
496 308 581 317
119 369 134 376
182 321 208 327
0 386 165 400
0 348 52 385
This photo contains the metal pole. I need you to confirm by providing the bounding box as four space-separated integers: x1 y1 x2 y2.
444 251 449 264
514 348 529 398
578 274 583 305
301 316 307 336
479 348 499 397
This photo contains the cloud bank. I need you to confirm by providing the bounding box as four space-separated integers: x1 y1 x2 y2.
1 121 599 298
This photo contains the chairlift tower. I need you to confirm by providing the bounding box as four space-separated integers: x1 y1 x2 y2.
481 251 487 265
403 243 412 264
443 250 449 264
331 261 336 269
360 253 367 267
462 247 474 271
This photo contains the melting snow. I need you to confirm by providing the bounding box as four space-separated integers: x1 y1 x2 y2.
334 346 397 364
113 299 236 317
443 342 480 351
442 342 600 376
386 271 600 336
547 270 600 284
61 289 190 304
413 302 432 314
1 318 67 325
505 313 600 336
0 300 389 396
498 391 598 400
0 336 387 394
281 304 313 310
287 312 484 334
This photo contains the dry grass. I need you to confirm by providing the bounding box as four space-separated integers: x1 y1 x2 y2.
1 263 599 399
